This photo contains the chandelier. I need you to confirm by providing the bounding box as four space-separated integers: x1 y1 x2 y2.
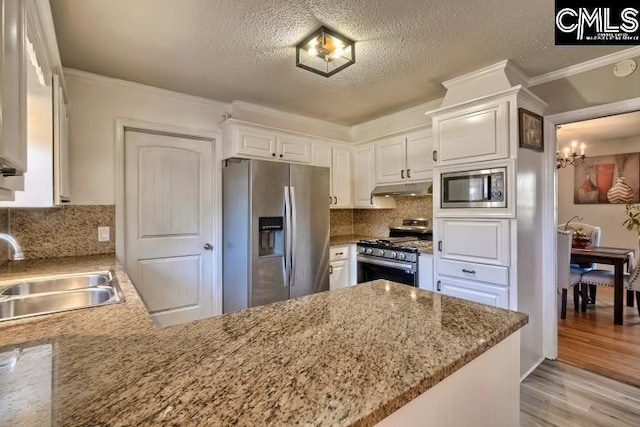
296 26 355 77
557 141 587 169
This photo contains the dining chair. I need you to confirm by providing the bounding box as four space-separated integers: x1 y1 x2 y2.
557 230 584 319
557 221 602 303
580 237 640 317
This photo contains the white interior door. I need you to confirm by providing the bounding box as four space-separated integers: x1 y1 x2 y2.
124 129 215 327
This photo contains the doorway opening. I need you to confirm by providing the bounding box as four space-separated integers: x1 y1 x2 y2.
555 110 640 386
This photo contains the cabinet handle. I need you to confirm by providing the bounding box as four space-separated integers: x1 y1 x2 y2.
407 168 411 178
401 169 405 179
437 280 441 292
0 168 17 177
329 265 333 274
432 150 438 162
335 252 344 256
272 153 276 157
370 196 374 205
438 241 442 252
462 269 476 274
279 154 283 158
329 196 332 205
334 196 337 205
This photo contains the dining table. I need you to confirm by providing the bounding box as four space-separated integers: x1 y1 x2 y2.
571 246 635 325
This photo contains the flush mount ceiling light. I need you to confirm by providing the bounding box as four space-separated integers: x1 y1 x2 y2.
296 26 355 77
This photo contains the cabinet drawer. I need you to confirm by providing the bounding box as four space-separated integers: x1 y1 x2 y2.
330 245 350 261
437 259 508 287
437 276 509 309
436 218 510 266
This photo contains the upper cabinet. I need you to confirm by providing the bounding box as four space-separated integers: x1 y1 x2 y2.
0 0 27 199
432 99 509 166
374 128 433 184
311 142 352 209
222 119 311 163
352 144 395 209
0 0 71 207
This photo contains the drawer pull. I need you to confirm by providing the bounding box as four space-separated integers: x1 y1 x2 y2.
462 269 476 274
335 252 344 256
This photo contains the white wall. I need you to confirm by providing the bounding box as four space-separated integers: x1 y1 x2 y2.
64 69 230 204
558 135 640 252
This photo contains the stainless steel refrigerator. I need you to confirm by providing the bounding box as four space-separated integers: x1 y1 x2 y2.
222 158 330 313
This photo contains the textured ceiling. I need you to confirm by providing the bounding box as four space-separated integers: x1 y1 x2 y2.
557 111 640 146
50 0 626 125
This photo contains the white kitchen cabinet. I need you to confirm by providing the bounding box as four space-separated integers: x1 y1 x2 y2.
432 99 509 166
0 0 27 199
311 142 352 209
53 75 70 203
435 218 510 266
436 276 509 309
331 146 351 208
222 120 311 163
374 128 433 185
418 253 433 291
330 245 351 290
352 144 396 209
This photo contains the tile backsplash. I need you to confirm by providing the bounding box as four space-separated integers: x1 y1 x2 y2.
0 205 115 261
330 196 432 237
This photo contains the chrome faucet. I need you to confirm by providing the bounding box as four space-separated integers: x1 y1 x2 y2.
0 233 25 261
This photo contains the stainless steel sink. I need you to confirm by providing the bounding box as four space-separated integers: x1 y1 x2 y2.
0 271 124 322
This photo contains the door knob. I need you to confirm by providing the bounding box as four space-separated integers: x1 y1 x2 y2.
203 243 213 250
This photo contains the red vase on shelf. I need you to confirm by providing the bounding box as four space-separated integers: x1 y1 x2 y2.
594 163 615 203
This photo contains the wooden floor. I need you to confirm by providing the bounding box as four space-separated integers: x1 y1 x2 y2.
557 287 640 387
521 360 640 426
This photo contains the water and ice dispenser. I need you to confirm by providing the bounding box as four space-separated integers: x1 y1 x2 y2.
258 217 284 257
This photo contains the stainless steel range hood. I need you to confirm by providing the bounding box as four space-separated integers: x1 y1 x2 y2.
371 182 432 197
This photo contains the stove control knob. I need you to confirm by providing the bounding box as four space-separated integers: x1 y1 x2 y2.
365 248 373 255
375 249 385 256
390 251 397 258
398 253 406 260
358 247 366 254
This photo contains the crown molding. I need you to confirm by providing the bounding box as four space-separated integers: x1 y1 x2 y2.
528 46 640 87
230 100 352 139
442 60 523 90
63 68 232 110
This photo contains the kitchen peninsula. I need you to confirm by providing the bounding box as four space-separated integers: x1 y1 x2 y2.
0 256 527 426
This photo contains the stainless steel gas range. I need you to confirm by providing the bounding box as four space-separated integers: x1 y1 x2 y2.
356 237 422 286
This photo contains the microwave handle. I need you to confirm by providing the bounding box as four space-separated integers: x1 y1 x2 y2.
484 175 491 200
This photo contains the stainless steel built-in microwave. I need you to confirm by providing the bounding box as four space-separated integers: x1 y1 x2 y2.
441 167 506 208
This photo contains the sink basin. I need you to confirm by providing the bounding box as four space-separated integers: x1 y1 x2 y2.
1 272 111 296
0 271 124 322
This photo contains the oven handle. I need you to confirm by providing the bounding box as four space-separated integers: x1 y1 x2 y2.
357 255 416 272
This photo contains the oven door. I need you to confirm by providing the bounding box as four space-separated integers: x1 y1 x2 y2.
357 256 417 287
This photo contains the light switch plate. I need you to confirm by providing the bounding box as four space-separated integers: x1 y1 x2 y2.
98 226 110 242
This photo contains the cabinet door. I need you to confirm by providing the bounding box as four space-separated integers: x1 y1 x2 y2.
311 143 332 168
0 0 27 174
330 259 349 290
375 136 405 184
437 276 509 309
53 75 70 204
418 254 434 291
236 126 277 159
434 100 509 166
277 135 311 163
331 146 352 208
436 218 510 266
353 145 375 207
406 129 433 182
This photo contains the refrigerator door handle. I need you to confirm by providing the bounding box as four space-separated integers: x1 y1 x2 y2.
290 186 297 288
284 186 291 288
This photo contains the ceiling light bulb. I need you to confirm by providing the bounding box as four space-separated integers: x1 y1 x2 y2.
334 46 344 57
308 46 317 56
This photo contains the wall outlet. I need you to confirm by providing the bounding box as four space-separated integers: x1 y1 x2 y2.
98 226 110 242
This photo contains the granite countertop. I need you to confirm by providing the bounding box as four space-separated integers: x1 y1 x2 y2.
0 255 528 426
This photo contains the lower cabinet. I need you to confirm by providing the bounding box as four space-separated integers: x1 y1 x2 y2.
436 276 509 308
418 253 434 291
330 244 356 290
